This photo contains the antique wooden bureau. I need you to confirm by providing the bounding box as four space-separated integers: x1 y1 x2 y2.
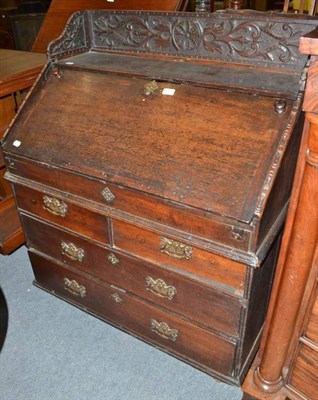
2 9 318 386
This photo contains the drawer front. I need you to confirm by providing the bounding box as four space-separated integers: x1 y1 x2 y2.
290 343 318 399
29 251 236 379
14 184 109 245
112 219 246 293
6 157 251 251
22 214 242 336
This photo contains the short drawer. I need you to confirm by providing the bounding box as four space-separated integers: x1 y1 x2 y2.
22 214 242 337
14 184 109 245
29 250 237 379
112 219 246 293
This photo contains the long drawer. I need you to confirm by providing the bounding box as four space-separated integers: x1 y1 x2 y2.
21 213 243 337
14 183 109 245
29 250 237 380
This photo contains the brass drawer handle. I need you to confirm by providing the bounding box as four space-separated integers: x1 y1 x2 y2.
64 278 86 297
150 319 178 342
43 195 68 217
160 237 192 260
146 276 177 300
61 241 85 262
110 293 123 304
101 187 115 203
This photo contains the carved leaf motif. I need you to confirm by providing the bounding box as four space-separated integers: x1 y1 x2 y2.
94 15 150 48
147 17 172 49
49 11 316 69
90 12 312 67
50 14 86 55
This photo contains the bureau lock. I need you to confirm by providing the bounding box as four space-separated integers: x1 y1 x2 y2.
143 80 159 97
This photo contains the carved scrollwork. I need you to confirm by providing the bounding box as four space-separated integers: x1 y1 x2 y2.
91 12 314 68
49 13 87 58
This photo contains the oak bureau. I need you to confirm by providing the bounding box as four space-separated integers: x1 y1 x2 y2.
2 8 318 386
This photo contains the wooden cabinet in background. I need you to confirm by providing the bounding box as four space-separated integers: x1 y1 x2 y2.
31 0 191 53
0 49 46 254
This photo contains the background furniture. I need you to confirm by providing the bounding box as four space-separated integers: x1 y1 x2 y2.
242 28 318 400
0 49 46 254
31 0 191 53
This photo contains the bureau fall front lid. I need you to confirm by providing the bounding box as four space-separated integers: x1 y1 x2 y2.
3 68 292 220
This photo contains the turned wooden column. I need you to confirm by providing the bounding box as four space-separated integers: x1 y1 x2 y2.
252 31 318 394
195 0 213 11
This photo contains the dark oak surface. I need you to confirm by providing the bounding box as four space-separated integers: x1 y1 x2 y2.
58 52 303 98
4 69 294 223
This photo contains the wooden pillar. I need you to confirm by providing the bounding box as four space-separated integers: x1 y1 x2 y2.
254 110 318 392
242 28 318 399
230 0 243 9
195 0 212 11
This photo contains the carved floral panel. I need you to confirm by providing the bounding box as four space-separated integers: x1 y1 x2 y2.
91 12 314 68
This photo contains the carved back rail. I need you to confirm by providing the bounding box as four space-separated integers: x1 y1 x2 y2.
48 10 318 72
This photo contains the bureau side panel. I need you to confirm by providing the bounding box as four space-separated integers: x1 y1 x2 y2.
238 232 282 382
256 113 304 252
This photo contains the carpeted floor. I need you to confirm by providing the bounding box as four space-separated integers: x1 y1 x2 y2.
0 246 242 400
